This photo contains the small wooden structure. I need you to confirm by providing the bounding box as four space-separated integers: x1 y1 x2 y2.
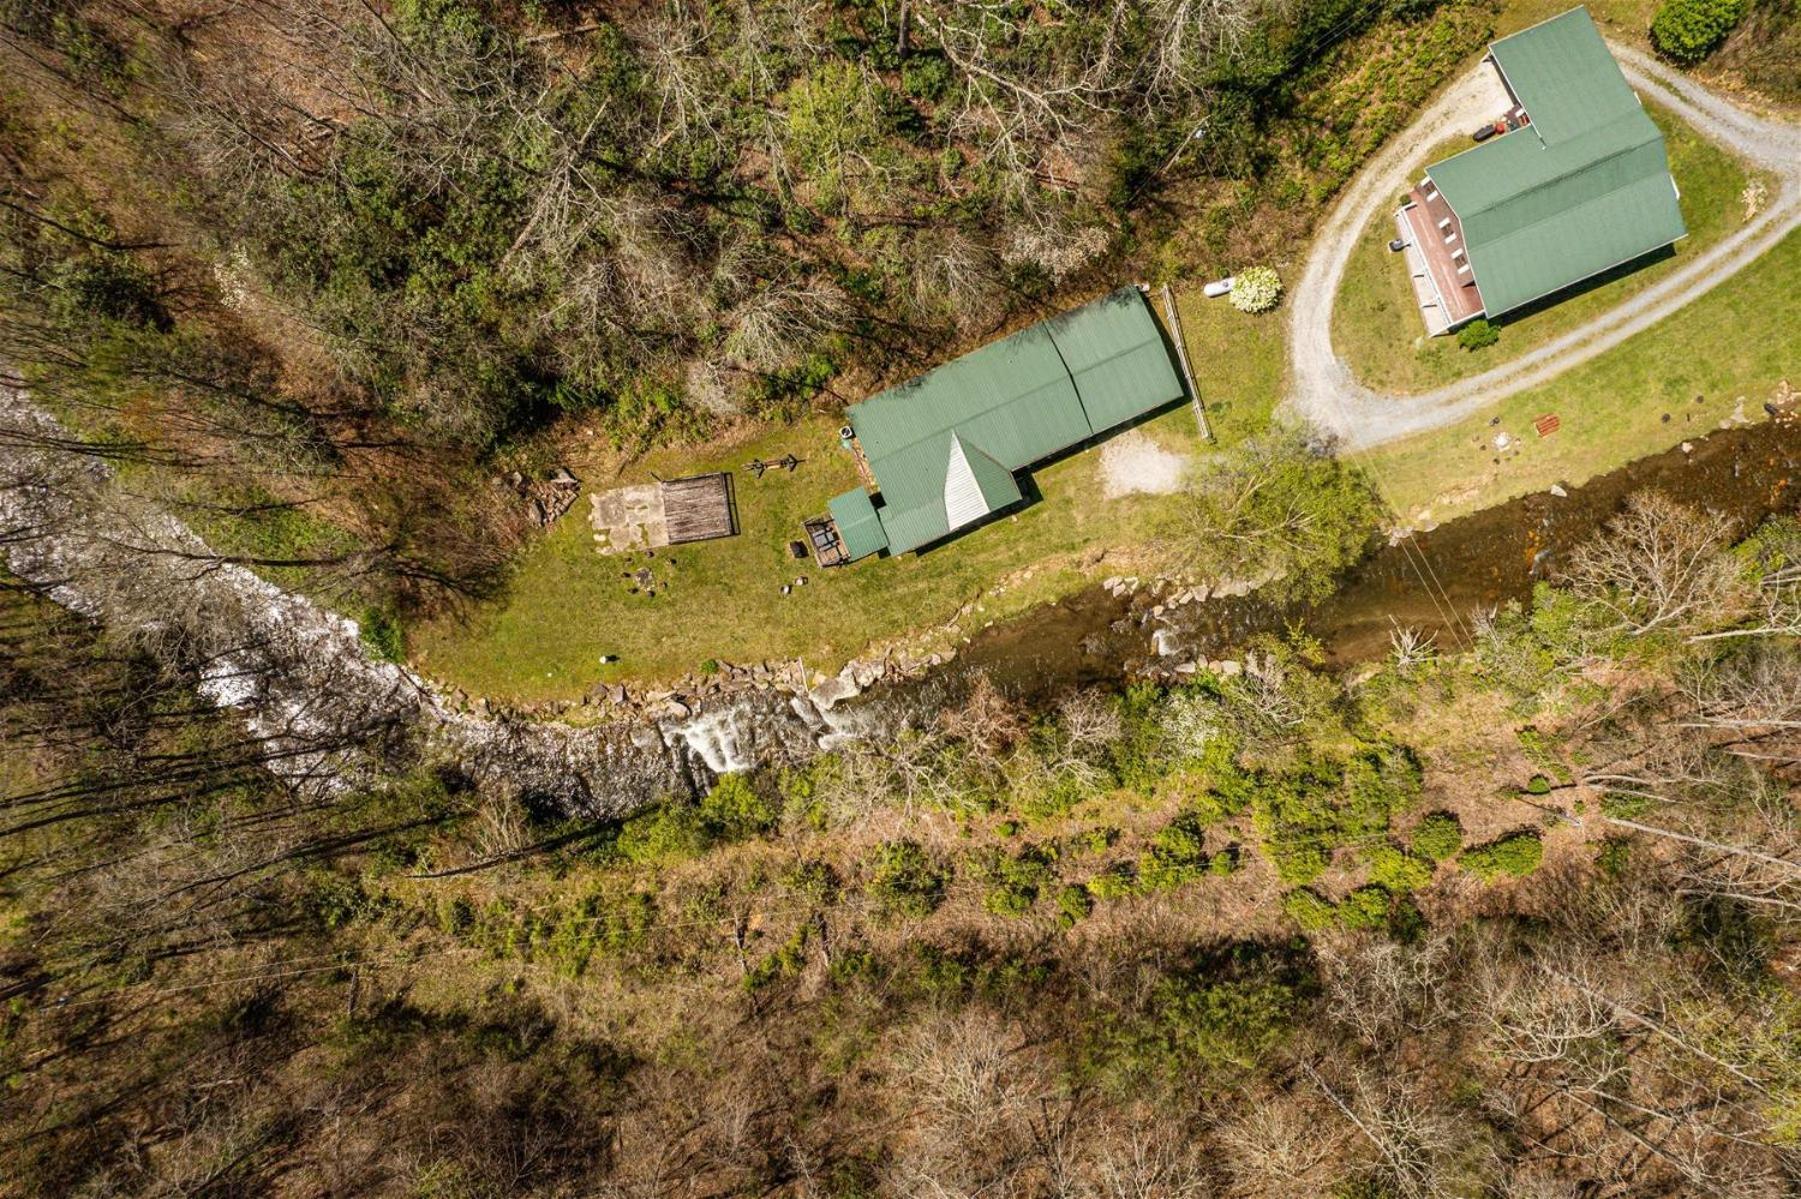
1534 413 1561 438
661 472 737 544
589 472 737 555
804 516 850 567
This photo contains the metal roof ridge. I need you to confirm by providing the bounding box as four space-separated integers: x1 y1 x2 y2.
1430 111 1662 218
1471 167 1680 252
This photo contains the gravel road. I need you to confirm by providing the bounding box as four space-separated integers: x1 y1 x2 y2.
1287 44 1801 451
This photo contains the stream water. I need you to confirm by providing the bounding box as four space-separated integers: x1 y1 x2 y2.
7 373 1795 808
938 421 1801 703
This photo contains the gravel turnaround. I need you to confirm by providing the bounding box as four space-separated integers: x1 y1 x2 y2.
1286 44 1801 452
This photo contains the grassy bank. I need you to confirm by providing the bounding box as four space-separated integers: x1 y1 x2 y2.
411 300 1287 701
1358 228 1799 523
1334 102 1761 394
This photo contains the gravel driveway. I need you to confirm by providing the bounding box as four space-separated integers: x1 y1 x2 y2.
1287 44 1801 451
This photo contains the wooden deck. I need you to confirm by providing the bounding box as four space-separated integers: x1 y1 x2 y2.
804 516 849 567
661 473 737 544
1401 183 1484 328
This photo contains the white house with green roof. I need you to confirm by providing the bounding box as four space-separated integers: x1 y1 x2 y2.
1397 6 1686 334
822 286 1186 560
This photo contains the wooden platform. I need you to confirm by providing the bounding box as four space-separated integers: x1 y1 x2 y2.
1401 185 1484 329
804 516 849 567
661 473 737 544
588 472 737 555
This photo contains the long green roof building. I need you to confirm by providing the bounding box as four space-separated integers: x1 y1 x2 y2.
1399 6 1686 329
828 286 1185 559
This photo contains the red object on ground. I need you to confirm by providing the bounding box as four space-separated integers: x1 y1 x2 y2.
1534 414 1561 437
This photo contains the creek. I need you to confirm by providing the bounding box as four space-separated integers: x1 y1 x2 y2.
932 421 1801 704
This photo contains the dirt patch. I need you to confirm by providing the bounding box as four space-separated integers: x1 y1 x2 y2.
1098 431 1190 499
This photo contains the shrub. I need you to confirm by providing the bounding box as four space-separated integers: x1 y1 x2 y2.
1337 885 1393 931
1282 888 1338 932
1367 845 1433 893
1410 812 1464 862
900 52 952 101
1525 774 1552 795
1600 789 1652 818
537 889 656 975
439 893 476 936
50 256 167 329
1457 318 1498 351
776 762 828 829
1229 265 1283 314
1596 838 1632 878
783 858 840 905
1253 748 1421 886
1461 832 1545 881
1081 826 1122 854
1516 726 1571 782
616 801 710 864
1154 974 1296 1070
359 607 406 662
868 839 950 918
1056 883 1094 927
1087 862 1138 901
1651 0 1747 65
744 926 810 992
699 773 779 838
1137 811 1212 892
1269 841 1330 887
978 843 1056 917
1389 894 1426 942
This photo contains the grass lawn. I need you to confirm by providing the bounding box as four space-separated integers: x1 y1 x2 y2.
411 298 1287 701
1334 102 1761 394
1358 228 1800 524
1501 0 1658 38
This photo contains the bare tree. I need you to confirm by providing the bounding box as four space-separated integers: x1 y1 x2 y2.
1304 1062 1464 1199
1217 1092 1342 1199
1561 493 1749 639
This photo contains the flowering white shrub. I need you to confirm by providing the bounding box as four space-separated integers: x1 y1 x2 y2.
1229 265 1282 314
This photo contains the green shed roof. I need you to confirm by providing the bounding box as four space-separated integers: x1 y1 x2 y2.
828 488 889 561
842 287 1182 555
1426 7 1686 318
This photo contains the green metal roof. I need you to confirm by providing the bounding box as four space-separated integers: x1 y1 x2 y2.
1426 7 1686 319
1488 6 1641 142
854 430 1026 555
1042 287 1187 431
850 322 1088 470
842 287 1182 555
828 488 888 560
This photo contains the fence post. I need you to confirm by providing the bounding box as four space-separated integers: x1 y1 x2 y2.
1160 283 1213 444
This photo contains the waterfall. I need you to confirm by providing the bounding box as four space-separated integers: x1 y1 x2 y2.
663 705 753 775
